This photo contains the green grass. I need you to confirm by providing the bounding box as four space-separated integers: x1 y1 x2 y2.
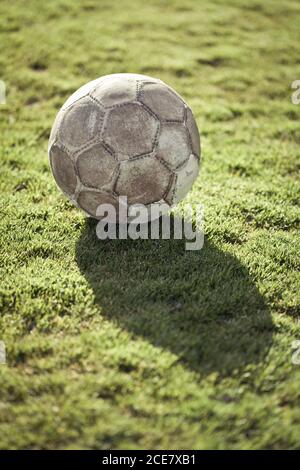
0 0 300 450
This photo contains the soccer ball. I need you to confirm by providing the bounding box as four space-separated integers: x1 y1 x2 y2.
48 73 200 220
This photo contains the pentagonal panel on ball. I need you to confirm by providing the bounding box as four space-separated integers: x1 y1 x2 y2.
49 144 77 197
76 143 117 190
90 76 137 108
139 83 185 122
103 103 159 157
115 155 171 205
156 123 190 170
58 96 104 152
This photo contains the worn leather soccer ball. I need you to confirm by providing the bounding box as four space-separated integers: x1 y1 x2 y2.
48 73 200 219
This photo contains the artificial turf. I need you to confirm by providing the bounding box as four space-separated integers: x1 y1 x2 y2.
0 0 299 449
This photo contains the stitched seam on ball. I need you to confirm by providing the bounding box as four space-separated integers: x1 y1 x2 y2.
175 155 191 172
184 106 200 160
156 121 190 170
135 79 158 97
52 141 75 159
137 82 164 103
113 153 167 197
193 152 200 163
102 101 159 151
163 118 183 124
101 112 109 141
165 172 177 205
152 120 161 150
136 81 145 102
81 187 115 195
186 127 200 162
156 124 191 170
184 106 195 155
103 103 160 156
59 104 105 157
135 80 140 100
138 100 160 121
183 105 188 126
78 189 119 217
51 154 79 200
123 153 152 163
76 173 114 192
134 153 155 162
170 173 178 203
62 138 100 159
161 198 171 207
113 167 122 194
101 140 116 157
111 163 121 194
165 85 187 106
144 197 165 207
163 171 175 201
74 180 85 200
88 93 106 111
139 88 185 122
154 154 173 173
174 154 190 171
105 100 140 110
71 133 105 158
104 100 142 111
74 143 118 186
63 94 89 110
145 199 171 210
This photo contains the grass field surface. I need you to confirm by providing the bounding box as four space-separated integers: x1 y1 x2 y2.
0 0 300 449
